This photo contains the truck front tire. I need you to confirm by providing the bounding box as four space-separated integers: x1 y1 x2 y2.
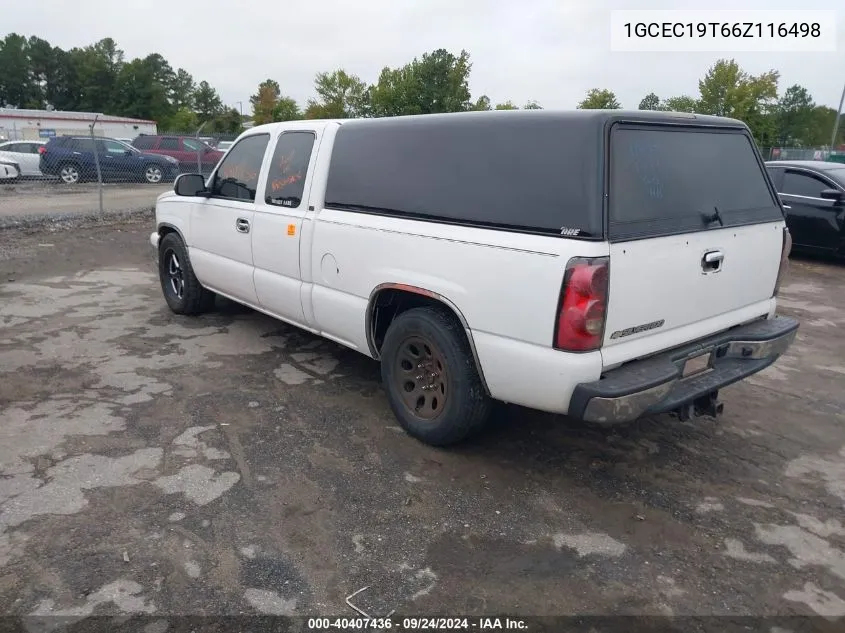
380 306 491 446
158 233 215 315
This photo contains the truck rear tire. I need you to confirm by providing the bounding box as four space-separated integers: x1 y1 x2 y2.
380 306 491 446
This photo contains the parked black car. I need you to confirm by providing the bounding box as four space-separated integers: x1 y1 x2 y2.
39 136 180 185
765 160 845 257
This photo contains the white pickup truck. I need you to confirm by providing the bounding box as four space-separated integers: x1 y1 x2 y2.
150 110 798 446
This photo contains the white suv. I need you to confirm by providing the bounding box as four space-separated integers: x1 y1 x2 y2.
149 110 798 446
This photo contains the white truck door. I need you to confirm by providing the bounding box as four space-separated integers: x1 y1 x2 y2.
252 129 325 327
188 133 270 305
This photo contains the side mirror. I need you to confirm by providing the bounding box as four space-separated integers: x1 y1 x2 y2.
820 188 843 202
174 173 208 197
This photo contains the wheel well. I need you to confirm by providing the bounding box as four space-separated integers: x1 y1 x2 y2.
158 225 181 245
367 287 490 394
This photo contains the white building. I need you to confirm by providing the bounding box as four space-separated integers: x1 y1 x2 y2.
0 108 157 142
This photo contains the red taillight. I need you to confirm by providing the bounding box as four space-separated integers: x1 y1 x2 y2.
773 227 792 297
38 146 46 155
554 257 610 352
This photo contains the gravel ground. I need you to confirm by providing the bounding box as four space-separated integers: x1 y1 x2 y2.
0 221 843 630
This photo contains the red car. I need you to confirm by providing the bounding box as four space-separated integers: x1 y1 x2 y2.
132 135 224 173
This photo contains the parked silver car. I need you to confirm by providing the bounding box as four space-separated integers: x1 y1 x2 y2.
0 140 47 177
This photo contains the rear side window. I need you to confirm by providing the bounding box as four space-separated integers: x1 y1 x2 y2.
264 132 315 209
159 138 180 150
608 126 782 241
211 134 270 201
133 136 155 149
69 138 96 152
325 116 602 238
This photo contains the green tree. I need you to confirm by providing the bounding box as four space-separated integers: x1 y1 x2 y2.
0 34 39 108
411 48 472 113
662 96 698 112
696 59 779 143
523 100 543 110
209 107 243 134
114 53 174 121
369 65 416 117
26 36 56 108
304 69 369 119
194 80 222 122
42 46 79 111
272 96 301 122
776 84 815 145
806 106 841 146
370 48 473 117
0 33 236 130
638 92 662 111
471 95 492 111
577 88 621 109
495 100 518 110
166 107 198 132
68 38 124 113
250 79 281 125
169 69 195 111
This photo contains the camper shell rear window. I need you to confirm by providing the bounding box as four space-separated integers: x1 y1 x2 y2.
324 112 604 239
607 123 783 241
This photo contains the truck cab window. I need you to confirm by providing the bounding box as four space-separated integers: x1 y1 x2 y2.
210 134 270 202
265 132 315 208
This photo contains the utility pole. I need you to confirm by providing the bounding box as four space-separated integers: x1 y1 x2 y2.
196 121 208 174
235 101 243 117
831 80 845 150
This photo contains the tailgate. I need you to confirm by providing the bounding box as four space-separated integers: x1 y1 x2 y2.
604 222 783 349
601 122 786 362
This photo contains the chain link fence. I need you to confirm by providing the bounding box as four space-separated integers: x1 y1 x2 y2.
0 121 236 222
761 146 845 162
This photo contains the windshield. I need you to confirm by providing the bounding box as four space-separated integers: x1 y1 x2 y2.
823 167 845 188
183 138 211 151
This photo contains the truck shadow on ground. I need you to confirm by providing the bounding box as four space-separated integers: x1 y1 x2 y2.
212 293 808 525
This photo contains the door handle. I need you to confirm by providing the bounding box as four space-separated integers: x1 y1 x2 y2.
782 205 791 209
702 249 724 273
235 218 250 233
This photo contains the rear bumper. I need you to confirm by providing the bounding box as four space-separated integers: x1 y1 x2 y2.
568 316 800 424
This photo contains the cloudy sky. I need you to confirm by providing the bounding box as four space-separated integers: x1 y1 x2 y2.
6 0 844 113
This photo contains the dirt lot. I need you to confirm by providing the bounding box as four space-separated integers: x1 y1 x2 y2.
0 181 168 220
0 220 844 626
